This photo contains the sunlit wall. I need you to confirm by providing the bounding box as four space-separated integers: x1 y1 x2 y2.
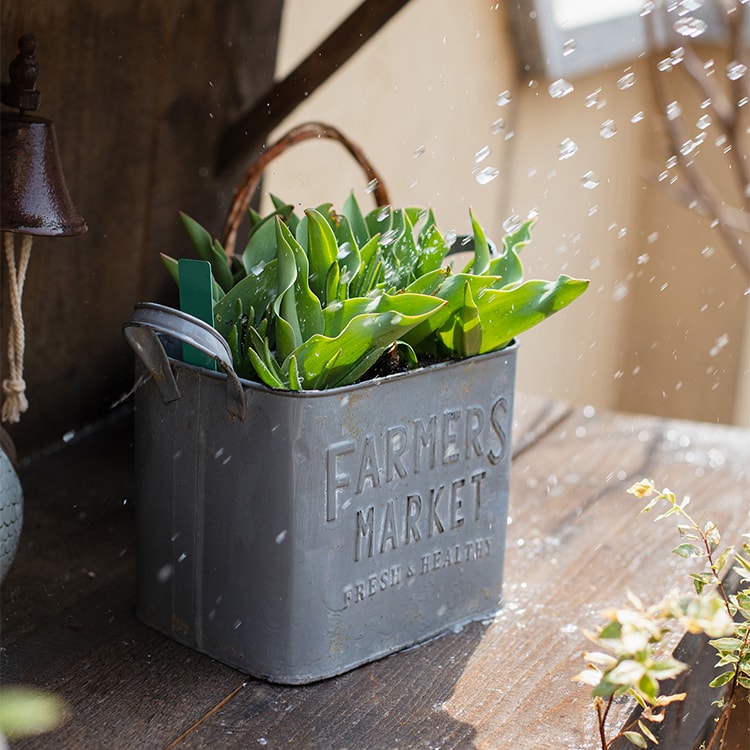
262 0 749 426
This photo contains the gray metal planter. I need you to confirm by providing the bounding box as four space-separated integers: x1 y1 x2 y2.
125 302 517 684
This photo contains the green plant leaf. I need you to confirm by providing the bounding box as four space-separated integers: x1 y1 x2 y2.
437 280 482 357
709 670 736 688
672 543 704 558
306 208 340 303
342 191 370 249
623 731 648 747
180 212 214 261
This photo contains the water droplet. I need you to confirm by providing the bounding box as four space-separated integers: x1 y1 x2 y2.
612 282 629 301
674 16 707 37
587 204 599 217
365 178 379 194
581 171 600 189
658 57 674 73
670 47 685 65
617 71 636 90
677 0 704 12
475 166 499 185
696 113 712 129
548 78 574 99
376 207 390 222
413 144 425 158
275 530 287 544
503 214 522 233
631 110 645 123
474 145 491 164
496 90 512 106
558 137 578 160
709 333 729 357
680 138 699 156
666 101 682 120
527 206 540 220
233 619 242 630
640 1 656 15
563 38 576 56
701 245 715 257
637 253 650 265
727 61 747 81
63 429 76 443
600 119 617 139
491 118 505 134
445 230 457 246
584 88 602 108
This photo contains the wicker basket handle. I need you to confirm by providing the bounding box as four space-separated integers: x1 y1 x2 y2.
220 121 391 258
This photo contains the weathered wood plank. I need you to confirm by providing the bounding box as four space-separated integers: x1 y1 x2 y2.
166 409 750 749
2 398 748 749
0 0 283 456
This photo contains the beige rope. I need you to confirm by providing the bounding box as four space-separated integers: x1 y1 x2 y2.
2 232 32 424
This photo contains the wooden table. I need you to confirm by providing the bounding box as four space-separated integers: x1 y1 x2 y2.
2 394 749 749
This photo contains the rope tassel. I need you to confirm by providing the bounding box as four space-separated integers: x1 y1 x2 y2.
2 232 32 424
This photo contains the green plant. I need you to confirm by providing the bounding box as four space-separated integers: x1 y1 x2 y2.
162 195 589 389
575 480 750 749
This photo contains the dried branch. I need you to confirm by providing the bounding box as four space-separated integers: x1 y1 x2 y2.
645 0 750 279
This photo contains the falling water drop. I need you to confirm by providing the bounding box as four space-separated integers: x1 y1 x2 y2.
548 78 574 99
491 118 505 134
727 61 747 81
474 145 491 164
696 113 712 129
558 137 578 160
475 166 499 185
496 90 512 106
365 178 379 194
562 38 576 56
600 119 617 139
584 88 602 109
631 110 645 123
413 145 426 158
617 71 636 90
502 214 522 233
581 171 600 189
674 17 707 37
666 101 682 120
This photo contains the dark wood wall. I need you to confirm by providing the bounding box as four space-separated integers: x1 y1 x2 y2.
1 0 284 455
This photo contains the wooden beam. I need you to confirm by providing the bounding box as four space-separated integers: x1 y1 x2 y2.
215 0 414 174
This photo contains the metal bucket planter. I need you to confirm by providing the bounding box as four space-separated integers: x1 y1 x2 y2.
125 303 516 684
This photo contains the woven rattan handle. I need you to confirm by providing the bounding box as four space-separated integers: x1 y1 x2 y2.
220 121 391 258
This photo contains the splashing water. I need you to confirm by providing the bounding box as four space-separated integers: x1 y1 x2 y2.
496 90 512 107
474 145 491 164
503 214 522 233
491 118 505 134
585 88 605 109
666 101 682 120
727 61 747 81
548 78 574 99
600 119 617 139
674 17 707 37
474 166 499 185
563 39 576 56
559 137 578 160
617 71 636 90
581 171 600 189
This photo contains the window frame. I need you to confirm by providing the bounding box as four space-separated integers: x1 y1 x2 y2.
509 0 749 81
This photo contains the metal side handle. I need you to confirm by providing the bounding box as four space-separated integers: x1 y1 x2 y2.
123 302 247 421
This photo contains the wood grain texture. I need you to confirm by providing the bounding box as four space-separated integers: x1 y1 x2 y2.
1 394 748 749
0 0 284 455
